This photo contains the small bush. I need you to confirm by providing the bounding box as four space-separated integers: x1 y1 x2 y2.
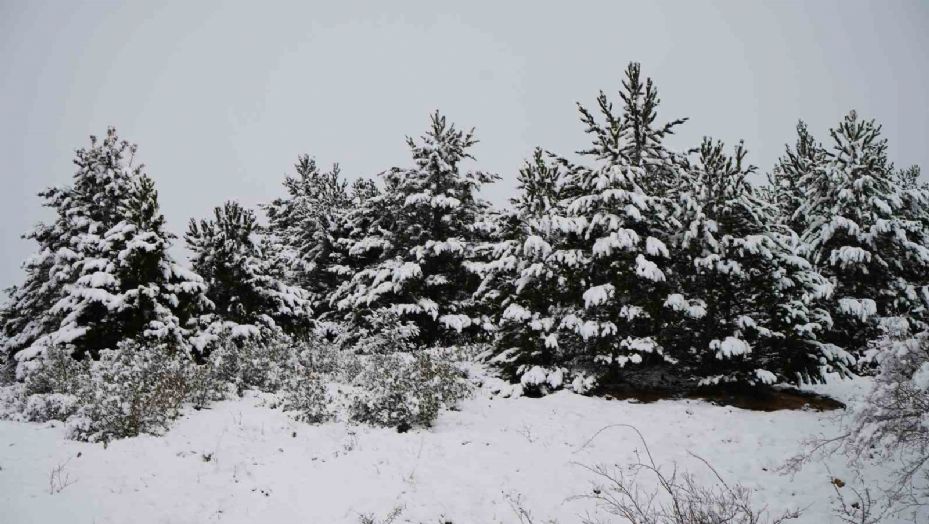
68 342 190 443
349 351 470 429
209 334 293 394
14 345 88 422
184 354 229 410
276 343 333 423
280 371 332 424
23 393 80 423
0 383 25 420
342 308 420 355
22 344 88 397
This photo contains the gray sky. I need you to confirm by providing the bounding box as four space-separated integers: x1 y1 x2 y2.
1 1 927 292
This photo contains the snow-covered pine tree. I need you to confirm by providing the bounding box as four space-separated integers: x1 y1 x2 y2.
553 63 687 383
186 201 312 345
799 111 929 358
104 173 211 352
264 156 349 317
895 165 929 327
671 139 851 386
332 112 499 345
0 128 209 377
577 62 688 196
767 121 829 234
470 149 588 389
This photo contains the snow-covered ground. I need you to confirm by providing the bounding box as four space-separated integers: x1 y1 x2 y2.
0 372 912 523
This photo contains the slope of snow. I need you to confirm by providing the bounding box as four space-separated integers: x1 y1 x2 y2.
0 374 914 523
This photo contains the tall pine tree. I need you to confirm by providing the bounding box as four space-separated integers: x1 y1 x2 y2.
332 112 499 345
799 111 929 357
471 149 586 386
671 139 850 385
768 121 829 234
559 63 686 381
1 129 209 377
264 156 349 317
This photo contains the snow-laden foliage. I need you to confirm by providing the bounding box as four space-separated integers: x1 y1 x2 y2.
186 201 312 347
278 345 333 424
797 112 929 358
470 149 587 383
475 63 688 387
67 341 190 442
348 350 471 430
338 307 421 355
332 112 499 345
767 121 829 234
670 139 852 385
264 156 350 316
0 129 210 378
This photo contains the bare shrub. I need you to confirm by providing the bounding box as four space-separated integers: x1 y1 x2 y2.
830 478 885 524
48 459 76 494
357 505 404 524
575 425 800 524
786 332 929 519
844 332 929 509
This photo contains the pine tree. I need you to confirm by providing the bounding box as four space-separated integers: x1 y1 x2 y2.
799 111 929 357
768 121 828 234
577 62 688 196
471 149 586 386
1 129 209 377
559 64 686 381
264 156 350 317
671 139 850 385
186 201 312 343
475 63 690 388
332 112 499 345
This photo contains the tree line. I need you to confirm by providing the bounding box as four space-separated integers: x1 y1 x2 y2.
2 63 928 395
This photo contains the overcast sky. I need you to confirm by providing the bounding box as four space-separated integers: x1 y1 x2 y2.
1 0 927 292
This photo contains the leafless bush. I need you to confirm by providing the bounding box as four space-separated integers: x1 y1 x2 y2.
844 332 929 508
830 477 885 524
574 425 800 524
505 491 559 524
357 505 404 524
784 332 929 519
48 459 76 494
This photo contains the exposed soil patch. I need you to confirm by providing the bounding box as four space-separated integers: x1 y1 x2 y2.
596 383 845 412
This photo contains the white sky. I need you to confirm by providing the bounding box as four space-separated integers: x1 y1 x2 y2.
1 1 927 292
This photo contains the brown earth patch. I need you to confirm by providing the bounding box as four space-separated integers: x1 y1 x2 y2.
595 382 845 412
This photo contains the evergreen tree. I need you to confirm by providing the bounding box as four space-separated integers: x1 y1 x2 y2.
671 139 850 385
1 129 209 377
577 62 688 196
186 201 312 344
768 121 828 234
560 64 685 381
471 149 586 386
475 63 690 388
264 156 349 316
799 111 929 357
332 112 499 345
